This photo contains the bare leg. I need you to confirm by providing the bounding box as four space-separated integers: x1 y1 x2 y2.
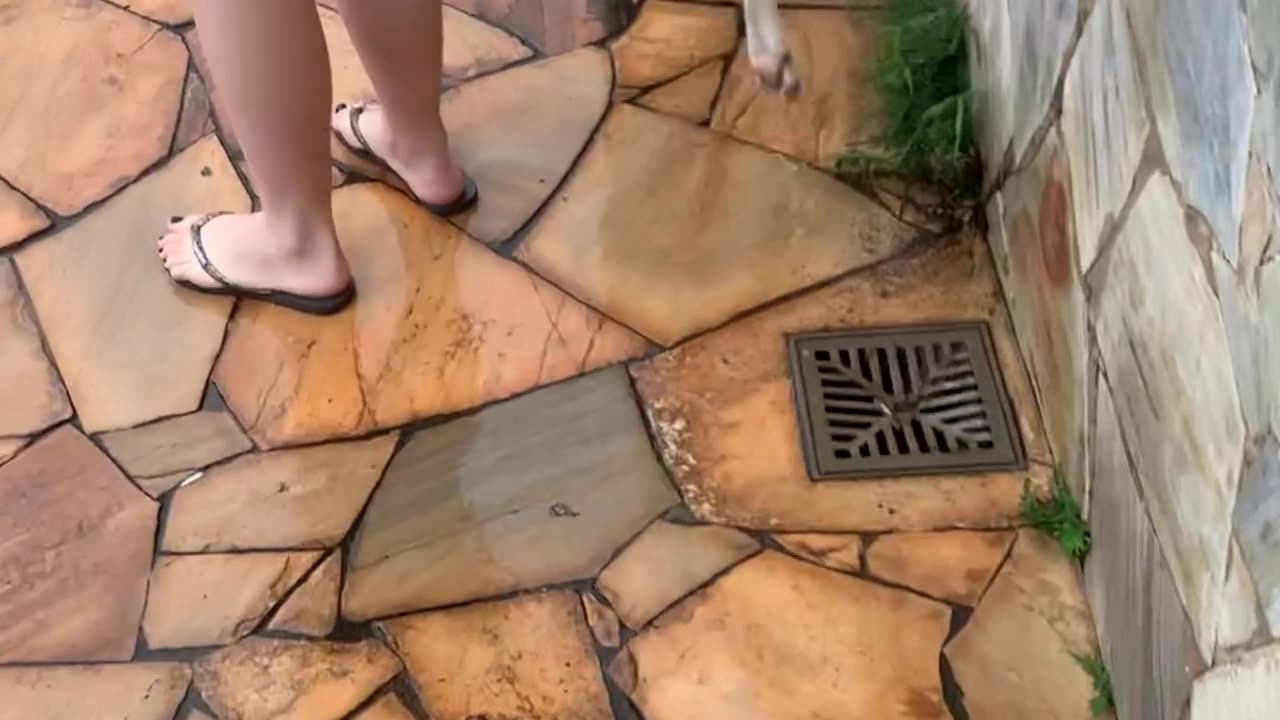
160 0 351 298
331 0 466 204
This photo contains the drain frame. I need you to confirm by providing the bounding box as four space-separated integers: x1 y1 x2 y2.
786 322 1026 481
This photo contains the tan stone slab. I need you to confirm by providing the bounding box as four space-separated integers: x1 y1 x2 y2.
866 530 1013 605
0 258 71 438
0 1 186 215
187 710 216 720
144 552 322 649
269 551 342 637
519 104 918 345
118 0 193 24
194 637 402 720
598 520 759 629
0 663 190 720
634 59 724 124
0 426 156 663
352 694 415 720
343 368 678 619
629 230 1052 530
945 529 1099 720
214 184 645 448
381 591 612 720
447 0 630 55
712 9 880 163
135 469 198 498
0 437 27 467
173 64 214 153
0 179 48 249
611 1 738 89
582 593 622 648
1190 644 1280 720
613 551 950 719
773 532 862 573
163 433 397 552
14 136 247 433
99 410 251 478
1217 540 1264 655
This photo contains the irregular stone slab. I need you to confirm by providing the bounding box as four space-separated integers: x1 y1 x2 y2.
447 0 631 55
582 593 622 648
98 410 251 479
519 104 918 345
1092 173 1244 660
773 533 862 573
344 368 677 619
0 427 156 663
381 591 613 720
598 520 759 629
711 8 879 163
269 551 343 637
0 438 26 467
353 694 416 720
117 0 193 24
629 231 1052 530
135 469 198 498
173 64 214 153
163 434 397 551
946 530 1099 719
15 136 247 433
187 711 216 720
194 637 402 720
1190 644 1280 719
0 180 48 249
1234 434 1280 632
0 1 187 215
1218 540 1265 654
1129 0 1253 265
988 129 1090 499
215 184 645 447
0 663 190 720
144 552 323 649
610 1 737 89
0 258 70 438
634 59 723 124
1084 379 1201 720
866 530 1013 605
614 551 949 719
1061 0 1148 273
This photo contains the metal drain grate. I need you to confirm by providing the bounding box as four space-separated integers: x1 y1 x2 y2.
787 323 1025 480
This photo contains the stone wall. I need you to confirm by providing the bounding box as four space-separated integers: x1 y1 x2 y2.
965 0 1280 716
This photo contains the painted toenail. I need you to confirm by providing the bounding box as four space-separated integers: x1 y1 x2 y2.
335 103 347 113
170 216 182 223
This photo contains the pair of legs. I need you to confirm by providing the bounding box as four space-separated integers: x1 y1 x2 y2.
160 0 467 300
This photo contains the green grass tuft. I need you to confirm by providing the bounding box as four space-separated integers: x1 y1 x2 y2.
1071 652 1116 717
1019 472 1090 561
835 0 980 200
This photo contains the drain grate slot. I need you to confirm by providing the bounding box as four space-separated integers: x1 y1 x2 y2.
788 323 1025 480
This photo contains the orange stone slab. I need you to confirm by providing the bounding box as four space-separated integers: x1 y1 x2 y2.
634 59 725 124
0 179 48 249
98 409 251 479
214 184 645 447
380 591 613 720
628 231 1052 530
610 1 738 89
268 551 343 637
711 8 882 163
163 434 397 551
773 532 863 573
446 0 630 55
0 663 190 720
14 136 248 433
143 552 322 649
518 104 918 345
0 0 187 215
0 258 71 438
613 551 950 719
0 427 156 663
866 530 1014 605
194 637 402 720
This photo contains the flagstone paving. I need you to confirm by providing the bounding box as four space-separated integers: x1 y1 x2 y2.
0 2 1104 718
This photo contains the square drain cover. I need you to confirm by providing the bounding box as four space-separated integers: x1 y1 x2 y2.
787 322 1025 480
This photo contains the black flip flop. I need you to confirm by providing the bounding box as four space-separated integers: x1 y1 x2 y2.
167 213 356 316
332 102 479 217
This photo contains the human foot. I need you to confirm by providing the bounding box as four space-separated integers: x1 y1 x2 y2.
158 212 353 302
331 103 472 209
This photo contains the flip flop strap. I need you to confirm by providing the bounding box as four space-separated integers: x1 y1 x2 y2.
189 212 233 288
347 103 374 155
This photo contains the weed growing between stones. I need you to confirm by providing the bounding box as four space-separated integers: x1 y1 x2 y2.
1019 472 1090 561
1071 651 1116 717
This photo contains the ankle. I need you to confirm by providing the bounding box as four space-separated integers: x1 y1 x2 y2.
259 210 338 259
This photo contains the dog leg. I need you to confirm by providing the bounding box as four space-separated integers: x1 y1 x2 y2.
743 0 799 96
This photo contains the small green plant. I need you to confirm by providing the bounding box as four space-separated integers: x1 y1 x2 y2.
835 0 980 200
1019 472 1090 560
1071 652 1116 717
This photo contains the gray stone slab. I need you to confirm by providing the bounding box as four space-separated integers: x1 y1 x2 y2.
1190 644 1280 719
1234 434 1280 633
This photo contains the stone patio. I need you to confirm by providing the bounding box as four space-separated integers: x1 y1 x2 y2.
0 1 1105 718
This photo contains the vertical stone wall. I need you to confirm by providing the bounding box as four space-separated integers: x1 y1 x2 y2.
966 0 1280 716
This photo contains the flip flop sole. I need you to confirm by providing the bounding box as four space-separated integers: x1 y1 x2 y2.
175 279 356 316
